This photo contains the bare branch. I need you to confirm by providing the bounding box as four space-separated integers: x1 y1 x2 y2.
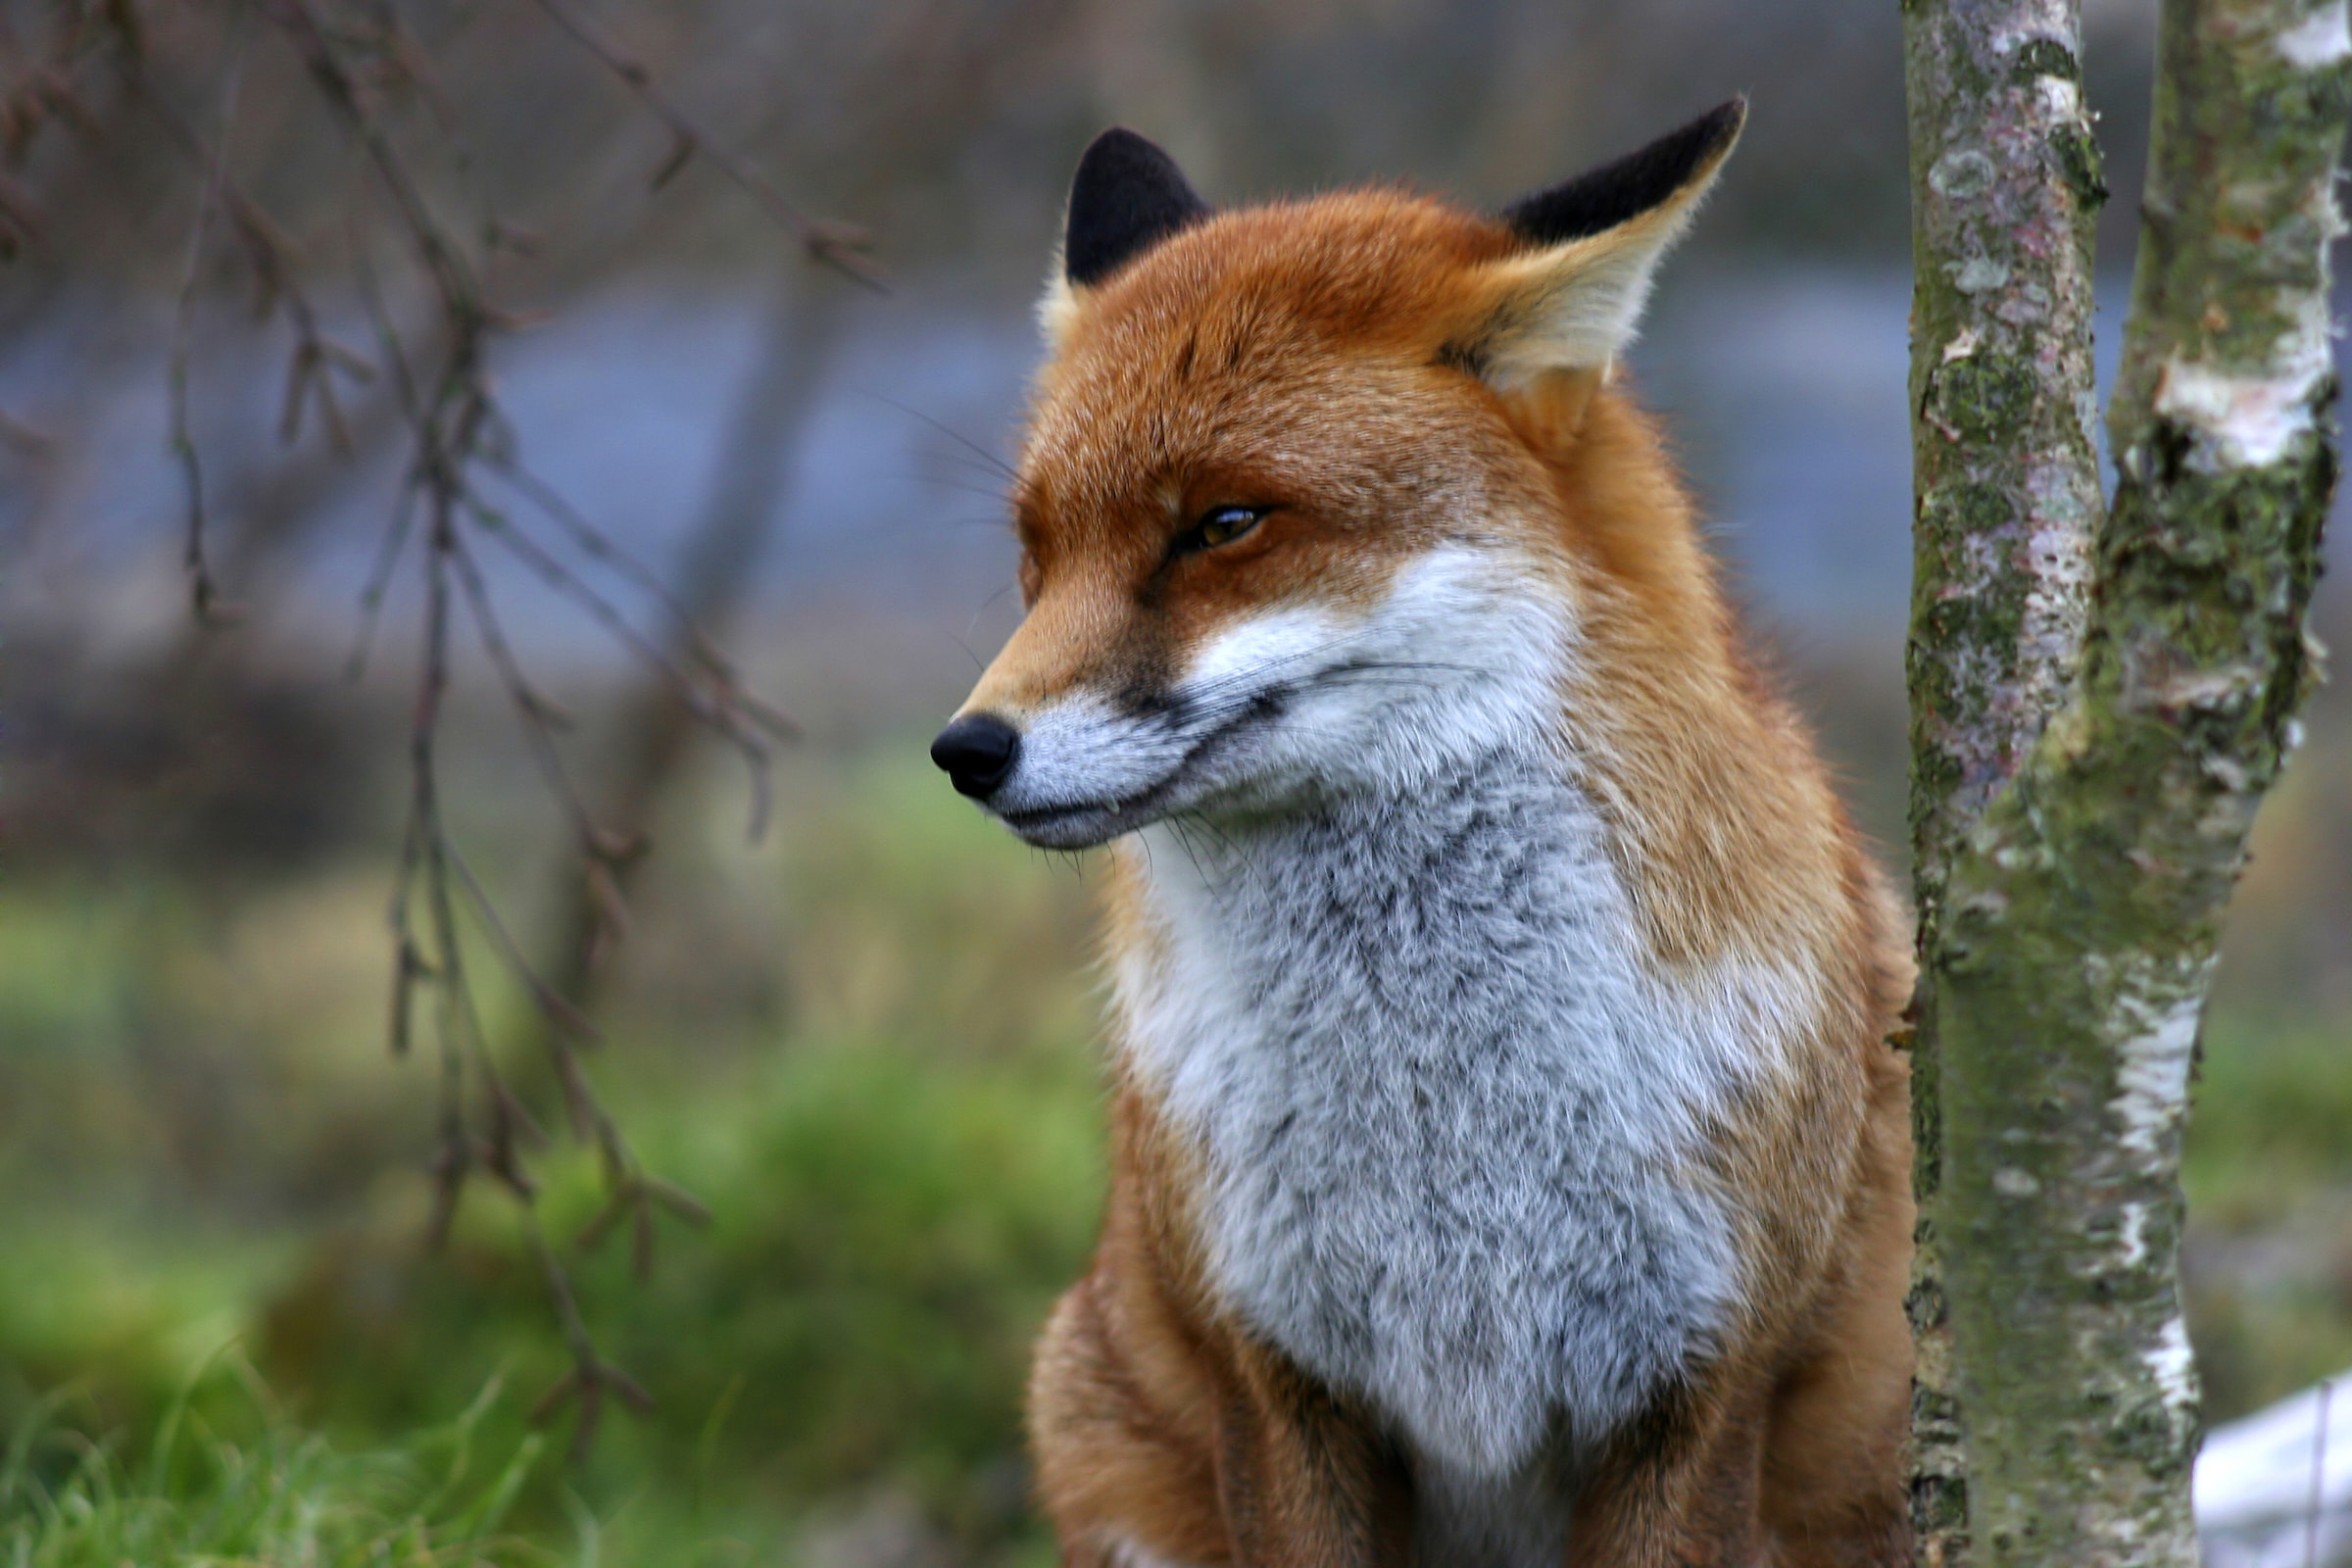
463 493 778 839
99 0 815 1457
477 450 786 723
345 473 419 681
444 521 601 844
520 0 884 289
166 7 256 625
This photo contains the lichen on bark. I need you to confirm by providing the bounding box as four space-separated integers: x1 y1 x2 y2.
1905 0 2351 1562
1901 3 2105 1561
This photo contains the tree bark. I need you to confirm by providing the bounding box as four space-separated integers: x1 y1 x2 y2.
1900 3 2106 1560
1906 0 2350 1561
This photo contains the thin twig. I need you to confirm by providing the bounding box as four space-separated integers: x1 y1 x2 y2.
406 492 467 1246
443 839 601 1052
444 520 599 840
462 493 777 838
166 7 255 624
479 453 760 696
123 63 376 460
520 0 883 289
345 472 419 681
520 1205 653 1462
273 0 481 316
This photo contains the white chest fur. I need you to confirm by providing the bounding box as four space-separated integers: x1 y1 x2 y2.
1117 747 1779 1481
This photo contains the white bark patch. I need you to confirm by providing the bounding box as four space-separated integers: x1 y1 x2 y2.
2020 466 2097 679
2276 1 2352 68
2113 1001 2199 1156
2154 359 2324 469
2034 76 2081 120
2149 1313 2197 1415
2154 287 2334 470
1993 1166 2041 1199
1950 256 2010 294
1992 19 2080 60
1930 148 1996 200
2139 660 2264 711
2106 957 2207 1158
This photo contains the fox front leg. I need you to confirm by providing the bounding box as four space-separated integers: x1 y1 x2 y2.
1209 1359 1413 1568
1561 1389 1772 1568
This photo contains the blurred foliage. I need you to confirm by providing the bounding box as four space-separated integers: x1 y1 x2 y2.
0 740 1104 1563
2183 1016 2352 1424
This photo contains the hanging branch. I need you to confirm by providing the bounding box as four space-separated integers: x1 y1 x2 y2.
123 63 378 468
78 0 858 1454
348 152 677 1449
164 8 252 623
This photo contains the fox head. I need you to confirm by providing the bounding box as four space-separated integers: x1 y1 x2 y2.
933 102 1744 849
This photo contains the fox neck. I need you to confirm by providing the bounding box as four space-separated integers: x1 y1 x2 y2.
1103 577 1790 1475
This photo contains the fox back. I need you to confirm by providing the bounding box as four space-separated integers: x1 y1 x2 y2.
934 103 1916 1568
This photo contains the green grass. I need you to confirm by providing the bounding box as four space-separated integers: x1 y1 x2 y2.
1 1376 546 1568
259 1031 1102 1554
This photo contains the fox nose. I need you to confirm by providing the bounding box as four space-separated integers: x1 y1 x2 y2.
930 712 1021 799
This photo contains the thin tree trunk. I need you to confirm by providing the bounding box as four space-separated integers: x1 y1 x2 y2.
536 274 841 1017
1900 3 2105 1560
1906 0 2350 1560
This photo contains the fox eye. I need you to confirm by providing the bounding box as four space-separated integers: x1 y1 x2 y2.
1182 506 1266 555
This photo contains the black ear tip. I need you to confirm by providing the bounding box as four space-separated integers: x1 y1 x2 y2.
1079 125 1166 167
1645 96 1749 174
1700 96 1748 149
1500 97 1751 248
1064 125 1211 288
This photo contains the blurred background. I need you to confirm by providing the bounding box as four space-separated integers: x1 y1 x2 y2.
2 0 2349 1562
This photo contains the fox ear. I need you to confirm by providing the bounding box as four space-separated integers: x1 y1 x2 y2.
1454 99 1744 389
1041 128 1211 349
1062 127 1210 286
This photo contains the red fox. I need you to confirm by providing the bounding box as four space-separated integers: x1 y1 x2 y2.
931 100 1916 1568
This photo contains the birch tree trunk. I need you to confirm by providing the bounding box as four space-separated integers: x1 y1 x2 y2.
1904 0 2350 1560
1901 2 2104 1559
